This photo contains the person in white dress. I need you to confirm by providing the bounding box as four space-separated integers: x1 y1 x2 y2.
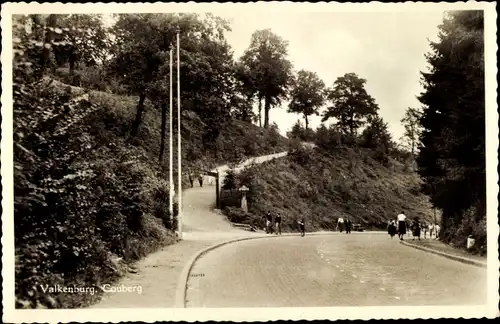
397 212 407 240
434 223 440 239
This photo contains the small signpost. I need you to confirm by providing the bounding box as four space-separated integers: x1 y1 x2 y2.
239 185 249 212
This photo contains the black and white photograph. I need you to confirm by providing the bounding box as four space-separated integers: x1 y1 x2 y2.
1 2 498 322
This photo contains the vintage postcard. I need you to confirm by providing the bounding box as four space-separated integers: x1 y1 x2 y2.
1 1 498 323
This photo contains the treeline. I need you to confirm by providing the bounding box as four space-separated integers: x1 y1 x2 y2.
416 11 486 254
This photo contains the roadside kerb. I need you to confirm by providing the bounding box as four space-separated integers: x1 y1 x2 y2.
400 240 487 268
175 230 386 308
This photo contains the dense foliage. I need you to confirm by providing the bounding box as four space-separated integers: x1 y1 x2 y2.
417 11 486 254
13 15 180 308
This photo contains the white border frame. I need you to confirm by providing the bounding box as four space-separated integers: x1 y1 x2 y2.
2 2 498 322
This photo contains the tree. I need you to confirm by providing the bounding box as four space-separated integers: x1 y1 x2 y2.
108 14 179 138
360 115 393 153
400 107 423 155
240 29 293 128
322 73 379 136
417 10 485 243
288 70 326 130
52 14 110 77
109 13 235 161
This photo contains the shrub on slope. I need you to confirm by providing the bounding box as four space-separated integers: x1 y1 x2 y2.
224 146 434 232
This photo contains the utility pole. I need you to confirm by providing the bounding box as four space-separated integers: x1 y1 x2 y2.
169 49 174 228
176 31 182 239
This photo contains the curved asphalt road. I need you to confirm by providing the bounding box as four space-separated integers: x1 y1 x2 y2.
186 233 487 307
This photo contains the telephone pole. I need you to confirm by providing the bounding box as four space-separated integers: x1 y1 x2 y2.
169 49 174 228
176 31 182 239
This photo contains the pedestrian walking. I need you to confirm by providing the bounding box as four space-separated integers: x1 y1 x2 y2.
397 211 407 240
337 217 345 233
434 223 440 239
388 220 397 238
411 219 421 240
275 213 282 235
188 171 194 188
266 211 272 234
198 173 203 187
345 217 352 234
298 218 305 237
428 223 434 238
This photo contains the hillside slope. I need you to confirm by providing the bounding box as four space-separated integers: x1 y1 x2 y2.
223 146 435 232
14 78 289 309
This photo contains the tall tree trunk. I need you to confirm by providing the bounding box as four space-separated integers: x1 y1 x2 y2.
159 102 167 163
41 14 57 74
258 98 262 127
304 114 309 131
264 95 271 128
131 92 147 137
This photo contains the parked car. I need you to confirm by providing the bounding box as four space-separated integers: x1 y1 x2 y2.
352 223 364 232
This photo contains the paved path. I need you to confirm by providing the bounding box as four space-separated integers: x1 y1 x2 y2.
186 233 487 307
93 151 288 308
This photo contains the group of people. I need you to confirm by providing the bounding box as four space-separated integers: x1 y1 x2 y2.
188 170 212 188
336 217 352 234
263 211 306 237
264 211 283 235
388 211 440 241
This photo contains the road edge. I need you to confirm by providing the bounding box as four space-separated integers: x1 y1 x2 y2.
174 230 361 308
174 234 275 308
400 240 487 268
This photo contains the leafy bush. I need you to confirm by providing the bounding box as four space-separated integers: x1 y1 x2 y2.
220 189 241 209
222 168 238 190
441 207 486 256
314 124 341 152
223 206 251 224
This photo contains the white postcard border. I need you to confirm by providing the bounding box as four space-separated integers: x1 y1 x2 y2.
1 1 498 322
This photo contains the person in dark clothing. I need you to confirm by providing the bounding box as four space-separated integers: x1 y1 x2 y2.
266 211 272 234
345 217 352 234
188 172 194 188
275 213 282 235
388 220 397 238
198 173 203 187
411 219 421 240
298 218 305 237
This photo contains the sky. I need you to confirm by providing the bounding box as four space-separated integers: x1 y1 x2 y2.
218 11 445 140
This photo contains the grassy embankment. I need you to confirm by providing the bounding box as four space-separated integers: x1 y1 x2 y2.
223 145 435 232
15 77 288 309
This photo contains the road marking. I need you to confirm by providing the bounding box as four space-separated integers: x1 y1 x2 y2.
393 296 400 300
379 287 386 291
